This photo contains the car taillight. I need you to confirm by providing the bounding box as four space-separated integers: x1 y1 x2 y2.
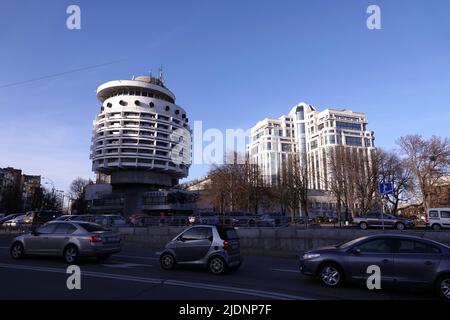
89 235 102 243
223 240 229 250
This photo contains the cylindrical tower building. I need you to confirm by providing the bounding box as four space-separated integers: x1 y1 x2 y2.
91 73 191 192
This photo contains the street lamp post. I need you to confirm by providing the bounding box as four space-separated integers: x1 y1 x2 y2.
42 177 56 210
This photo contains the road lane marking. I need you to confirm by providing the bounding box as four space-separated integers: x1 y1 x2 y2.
115 254 158 261
0 263 312 300
164 279 312 300
272 268 300 273
101 262 153 268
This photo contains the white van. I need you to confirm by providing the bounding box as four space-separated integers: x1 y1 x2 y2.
426 208 450 230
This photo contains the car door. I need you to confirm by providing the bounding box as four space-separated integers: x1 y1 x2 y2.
365 213 379 227
174 227 213 262
393 238 442 286
47 223 78 255
381 214 396 228
25 223 58 254
440 210 450 228
344 238 395 283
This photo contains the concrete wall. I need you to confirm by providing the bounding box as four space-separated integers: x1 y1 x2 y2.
119 226 450 258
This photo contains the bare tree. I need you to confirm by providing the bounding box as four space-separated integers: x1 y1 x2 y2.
397 135 450 210
69 177 91 214
327 146 378 224
70 177 90 199
327 145 347 225
377 149 414 214
277 153 308 224
206 152 267 214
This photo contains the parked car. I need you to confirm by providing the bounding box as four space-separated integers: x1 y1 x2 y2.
190 212 220 225
426 208 450 230
3 214 26 228
257 213 290 227
72 215 97 223
129 213 146 225
0 213 23 226
352 212 415 230
10 221 122 263
131 215 161 227
24 210 62 227
93 215 129 228
166 216 190 226
216 216 239 227
53 215 81 221
159 225 242 275
299 234 450 299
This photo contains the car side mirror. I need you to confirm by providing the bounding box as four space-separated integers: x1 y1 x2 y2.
177 236 185 242
208 236 213 242
351 247 361 255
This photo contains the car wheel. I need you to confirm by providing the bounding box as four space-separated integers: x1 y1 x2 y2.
436 274 450 300
64 245 79 264
359 222 368 230
10 242 24 259
319 263 343 287
395 222 405 230
97 254 111 261
209 256 227 275
160 253 176 270
432 224 442 231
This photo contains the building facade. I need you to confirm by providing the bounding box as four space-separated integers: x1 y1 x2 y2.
89 71 194 216
247 102 375 190
247 102 375 218
0 167 42 212
21 175 41 211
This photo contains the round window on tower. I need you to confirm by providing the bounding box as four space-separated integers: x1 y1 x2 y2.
119 100 128 106
107 102 112 108
135 100 140 106
165 105 170 111
149 102 155 108
175 110 180 115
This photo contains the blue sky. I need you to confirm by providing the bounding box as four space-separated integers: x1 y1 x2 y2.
0 0 449 192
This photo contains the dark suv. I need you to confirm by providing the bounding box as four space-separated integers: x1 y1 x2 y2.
24 211 62 227
159 225 242 274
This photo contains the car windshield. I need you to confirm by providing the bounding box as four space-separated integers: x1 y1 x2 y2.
78 222 109 232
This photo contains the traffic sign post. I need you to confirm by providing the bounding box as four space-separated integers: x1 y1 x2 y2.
379 182 393 232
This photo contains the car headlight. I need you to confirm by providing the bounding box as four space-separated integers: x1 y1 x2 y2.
303 253 320 260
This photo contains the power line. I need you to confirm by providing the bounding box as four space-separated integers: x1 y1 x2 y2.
0 59 125 89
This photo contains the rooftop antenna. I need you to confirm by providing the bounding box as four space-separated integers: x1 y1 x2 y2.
158 65 164 84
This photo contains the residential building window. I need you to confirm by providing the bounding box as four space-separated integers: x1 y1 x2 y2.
345 136 362 146
336 121 361 131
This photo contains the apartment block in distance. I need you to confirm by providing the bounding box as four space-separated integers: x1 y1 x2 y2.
247 102 375 217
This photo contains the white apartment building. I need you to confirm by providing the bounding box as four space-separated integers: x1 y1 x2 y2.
247 102 375 191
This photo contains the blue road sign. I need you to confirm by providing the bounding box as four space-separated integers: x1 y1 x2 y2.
379 182 393 195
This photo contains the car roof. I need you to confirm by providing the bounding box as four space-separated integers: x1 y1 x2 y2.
355 234 449 248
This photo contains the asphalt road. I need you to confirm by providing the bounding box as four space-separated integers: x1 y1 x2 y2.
0 237 434 300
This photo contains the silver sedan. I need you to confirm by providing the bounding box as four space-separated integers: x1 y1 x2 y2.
10 221 122 263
